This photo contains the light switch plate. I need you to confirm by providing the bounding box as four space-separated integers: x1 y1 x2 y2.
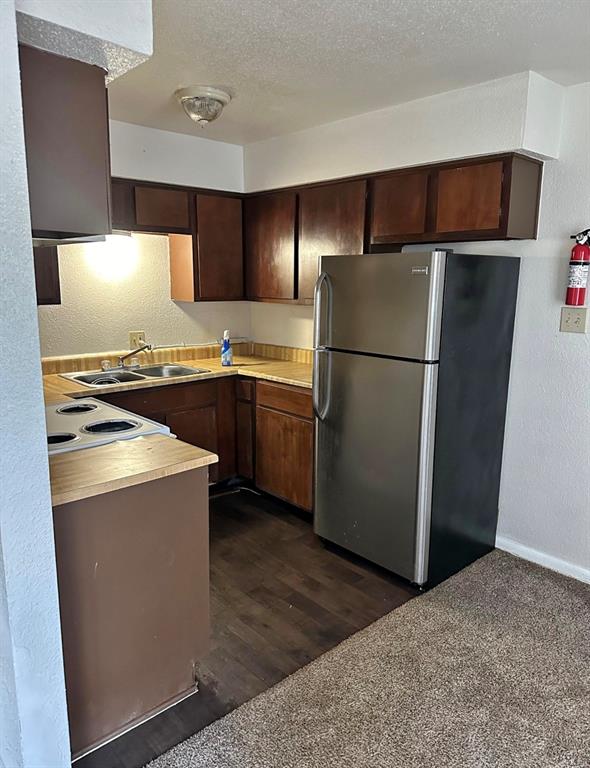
128 330 146 347
560 306 588 334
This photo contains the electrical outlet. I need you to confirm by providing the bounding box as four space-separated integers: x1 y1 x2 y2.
560 306 588 334
128 330 146 348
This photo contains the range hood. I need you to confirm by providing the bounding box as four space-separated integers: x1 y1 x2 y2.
32 233 107 247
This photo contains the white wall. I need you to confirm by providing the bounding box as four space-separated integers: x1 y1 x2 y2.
110 120 244 191
250 303 314 349
38 234 251 356
15 0 152 56
0 2 70 766
15 0 152 81
245 81 590 581
244 72 563 191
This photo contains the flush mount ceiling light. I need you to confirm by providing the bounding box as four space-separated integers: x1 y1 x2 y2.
175 86 232 126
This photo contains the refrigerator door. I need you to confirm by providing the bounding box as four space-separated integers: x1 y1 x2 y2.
314 349 437 584
314 251 446 361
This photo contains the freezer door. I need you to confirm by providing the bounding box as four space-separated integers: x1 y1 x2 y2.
314 251 446 361
314 350 437 583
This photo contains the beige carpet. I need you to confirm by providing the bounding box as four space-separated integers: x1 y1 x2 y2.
148 550 590 768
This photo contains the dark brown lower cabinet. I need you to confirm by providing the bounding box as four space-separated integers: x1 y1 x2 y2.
255 381 314 511
97 378 235 483
54 467 210 758
166 407 218 479
97 376 314 505
236 377 255 480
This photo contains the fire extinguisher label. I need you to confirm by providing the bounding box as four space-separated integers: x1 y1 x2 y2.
568 263 589 288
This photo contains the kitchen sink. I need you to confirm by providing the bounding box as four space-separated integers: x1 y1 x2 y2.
137 364 210 378
60 363 211 388
71 371 147 386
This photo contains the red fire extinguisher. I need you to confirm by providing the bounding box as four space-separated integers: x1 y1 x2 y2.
565 228 590 306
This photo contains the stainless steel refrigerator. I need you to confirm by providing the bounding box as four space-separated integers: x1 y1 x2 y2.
313 250 520 586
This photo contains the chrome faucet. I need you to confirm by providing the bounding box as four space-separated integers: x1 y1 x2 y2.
117 343 153 369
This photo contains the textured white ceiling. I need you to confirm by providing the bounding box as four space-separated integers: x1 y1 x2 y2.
108 0 590 145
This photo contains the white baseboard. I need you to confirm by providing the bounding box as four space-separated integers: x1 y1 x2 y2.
495 536 590 585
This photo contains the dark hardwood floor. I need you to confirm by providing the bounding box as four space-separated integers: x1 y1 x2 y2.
78 490 418 768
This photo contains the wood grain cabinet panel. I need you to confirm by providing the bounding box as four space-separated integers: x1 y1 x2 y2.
298 180 366 300
98 379 235 483
236 400 254 480
255 406 313 511
370 171 429 242
134 186 190 231
368 154 541 246
34 246 61 305
166 406 219 482
256 381 313 420
244 192 296 300
196 194 244 299
111 180 136 230
435 161 503 234
19 45 111 239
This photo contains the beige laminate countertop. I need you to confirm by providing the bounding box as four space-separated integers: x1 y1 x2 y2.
45 355 312 505
49 434 218 507
43 355 313 406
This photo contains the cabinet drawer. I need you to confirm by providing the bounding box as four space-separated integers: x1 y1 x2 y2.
98 380 217 415
134 186 190 231
236 378 254 402
256 380 313 420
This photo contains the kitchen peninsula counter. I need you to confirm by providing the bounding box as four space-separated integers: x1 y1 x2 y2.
49 433 218 506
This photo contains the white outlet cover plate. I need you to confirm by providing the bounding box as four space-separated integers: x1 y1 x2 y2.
129 330 146 347
560 306 588 334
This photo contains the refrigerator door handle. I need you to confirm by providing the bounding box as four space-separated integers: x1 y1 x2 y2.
313 271 332 348
312 348 331 421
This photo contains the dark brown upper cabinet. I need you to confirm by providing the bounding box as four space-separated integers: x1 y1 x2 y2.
169 194 243 302
245 191 297 300
370 170 429 242
369 154 541 247
435 160 503 233
19 45 111 240
298 180 366 301
111 179 136 230
134 185 191 232
195 194 243 299
33 246 61 305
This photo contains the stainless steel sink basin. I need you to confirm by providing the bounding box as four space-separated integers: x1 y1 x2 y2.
72 371 147 386
137 364 210 378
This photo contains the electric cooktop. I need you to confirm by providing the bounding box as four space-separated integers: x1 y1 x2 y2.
46 398 171 455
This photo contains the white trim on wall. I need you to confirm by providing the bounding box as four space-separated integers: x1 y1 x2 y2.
496 536 590 585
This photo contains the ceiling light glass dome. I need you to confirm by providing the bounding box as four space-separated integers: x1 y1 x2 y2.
175 86 232 126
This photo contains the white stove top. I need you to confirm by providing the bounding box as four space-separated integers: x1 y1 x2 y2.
46 398 171 455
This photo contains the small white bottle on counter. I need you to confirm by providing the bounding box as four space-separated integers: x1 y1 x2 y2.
220 329 233 366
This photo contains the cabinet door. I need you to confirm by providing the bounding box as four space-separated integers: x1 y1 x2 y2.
196 194 243 299
19 45 111 238
111 180 136 230
435 161 503 234
34 246 61 305
298 180 366 300
370 170 429 243
134 186 191 231
167 406 219 482
236 400 254 479
255 406 313 511
244 192 296 300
